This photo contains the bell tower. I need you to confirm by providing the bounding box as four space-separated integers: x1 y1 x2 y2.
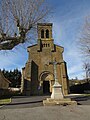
37 23 53 40
37 23 54 51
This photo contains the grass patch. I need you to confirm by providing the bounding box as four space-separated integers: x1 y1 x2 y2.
83 94 90 96
0 98 11 105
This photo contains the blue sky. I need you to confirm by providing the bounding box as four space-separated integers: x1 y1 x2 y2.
0 0 90 79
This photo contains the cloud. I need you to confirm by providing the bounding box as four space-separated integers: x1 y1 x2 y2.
0 46 28 70
51 8 88 79
68 63 83 75
65 49 84 79
1 0 90 79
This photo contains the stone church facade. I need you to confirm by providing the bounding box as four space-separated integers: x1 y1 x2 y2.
21 23 69 96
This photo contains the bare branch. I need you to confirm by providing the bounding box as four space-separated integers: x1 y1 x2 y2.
78 16 90 61
83 62 90 82
0 0 50 50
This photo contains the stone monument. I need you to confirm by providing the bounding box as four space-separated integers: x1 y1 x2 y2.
49 59 64 99
43 59 77 106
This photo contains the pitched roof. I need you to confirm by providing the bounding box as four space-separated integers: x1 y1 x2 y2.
27 44 37 48
0 70 11 83
37 23 53 26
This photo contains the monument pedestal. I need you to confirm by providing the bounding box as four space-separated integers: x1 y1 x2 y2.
43 81 77 106
51 81 63 99
43 98 77 106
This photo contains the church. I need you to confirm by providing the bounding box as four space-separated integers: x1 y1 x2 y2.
21 23 69 96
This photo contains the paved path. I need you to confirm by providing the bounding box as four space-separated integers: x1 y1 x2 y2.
1 96 50 109
66 94 90 105
0 95 90 120
73 96 90 105
0 105 90 120
0 95 90 109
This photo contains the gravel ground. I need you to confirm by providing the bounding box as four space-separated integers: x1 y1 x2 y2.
0 105 90 120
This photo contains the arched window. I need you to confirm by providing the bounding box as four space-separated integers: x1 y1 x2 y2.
46 44 47 47
46 29 49 38
43 44 45 47
48 44 50 47
41 29 44 38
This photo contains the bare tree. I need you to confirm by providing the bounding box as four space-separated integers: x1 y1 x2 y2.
78 16 90 80
83 62 90 82
79 16 90 60
0 0 50 50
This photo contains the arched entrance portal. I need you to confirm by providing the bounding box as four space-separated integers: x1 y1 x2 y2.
43 81 50 94
39 71 54 94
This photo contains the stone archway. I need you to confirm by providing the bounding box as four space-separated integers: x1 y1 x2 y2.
43 81 50 94
39 71 54 94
